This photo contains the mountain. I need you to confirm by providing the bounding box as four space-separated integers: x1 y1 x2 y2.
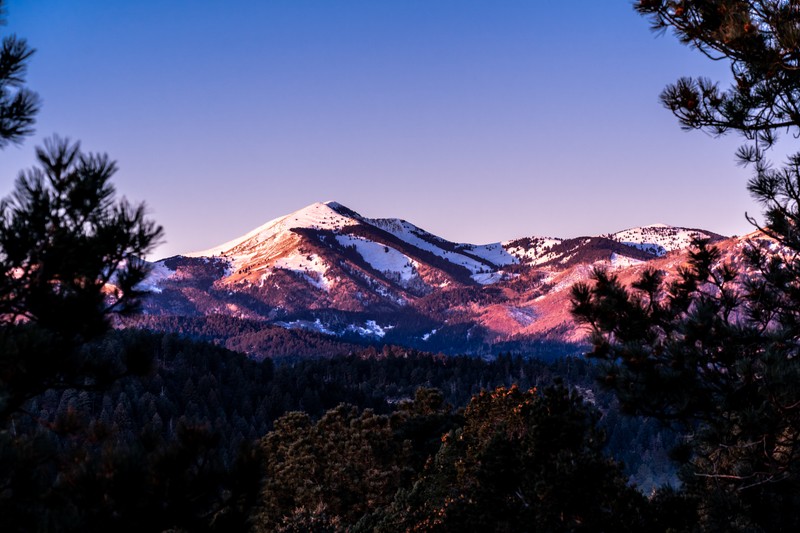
135 201 728 357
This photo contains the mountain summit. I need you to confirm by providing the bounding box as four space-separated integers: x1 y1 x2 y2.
137 202 726 355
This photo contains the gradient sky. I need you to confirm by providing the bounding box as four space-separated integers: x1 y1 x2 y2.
1 0 769 259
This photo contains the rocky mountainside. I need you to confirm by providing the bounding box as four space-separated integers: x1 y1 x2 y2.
136 201 730 357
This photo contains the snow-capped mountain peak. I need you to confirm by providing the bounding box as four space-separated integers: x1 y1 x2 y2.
140 201 738 355
178 202 724 290
186 201 356 258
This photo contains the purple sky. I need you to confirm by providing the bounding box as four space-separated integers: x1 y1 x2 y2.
1 1 767 259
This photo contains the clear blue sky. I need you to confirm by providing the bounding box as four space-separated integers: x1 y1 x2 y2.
1 0 763 259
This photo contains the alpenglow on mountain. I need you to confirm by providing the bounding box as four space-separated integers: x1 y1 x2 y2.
134 201 729 357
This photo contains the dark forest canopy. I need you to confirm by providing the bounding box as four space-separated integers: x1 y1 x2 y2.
1 329 678 532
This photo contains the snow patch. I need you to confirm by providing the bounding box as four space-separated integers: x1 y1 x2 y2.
335 235 419 284
346 320 393 338
472 271 504 285
611 225 710 257
508 306 537 326
456 242 518 267
365 218 507 274
276 318 336 336
504 237 563 265
273 253 333 290
422 329 438 341
136 261 175 293
609 252 645 268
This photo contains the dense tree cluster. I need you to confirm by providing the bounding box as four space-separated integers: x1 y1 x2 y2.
572 237 800 529
252 389 456 532
0 327 681 531
370 384 648 532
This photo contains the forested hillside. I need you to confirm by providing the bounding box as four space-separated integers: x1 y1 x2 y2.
2 329 677 531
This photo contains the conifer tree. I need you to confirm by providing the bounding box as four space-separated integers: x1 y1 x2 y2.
0 1 162 425
0 4 165 522
0 0 39 148
635 1 800 244
572 2 800 530
0 137 163 423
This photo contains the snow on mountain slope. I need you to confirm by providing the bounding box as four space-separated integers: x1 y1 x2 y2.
162 203 726 298
185 202 516 283
611 224 720 257
134 260 175 293
504 237 564 265
609 252 645 268
334 234 420 286
152 202 729 297
455 242 518 267
179 202 362 289
471 271 505 285
363 217 510 274
139 200 741 355
270 252 334 290
186 202 354 261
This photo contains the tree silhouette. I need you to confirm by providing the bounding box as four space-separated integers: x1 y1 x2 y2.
0 136 163 423
0 0 39 147
637 1 800 249
571 2 800 530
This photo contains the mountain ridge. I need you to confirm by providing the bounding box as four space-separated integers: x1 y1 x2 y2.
136 201 732 357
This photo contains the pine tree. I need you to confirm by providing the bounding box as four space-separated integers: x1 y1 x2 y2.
0 0 39 148
571 2 800 530
253 406 410 531
636 1 800 245
0 6 163 523
0 137 163 423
